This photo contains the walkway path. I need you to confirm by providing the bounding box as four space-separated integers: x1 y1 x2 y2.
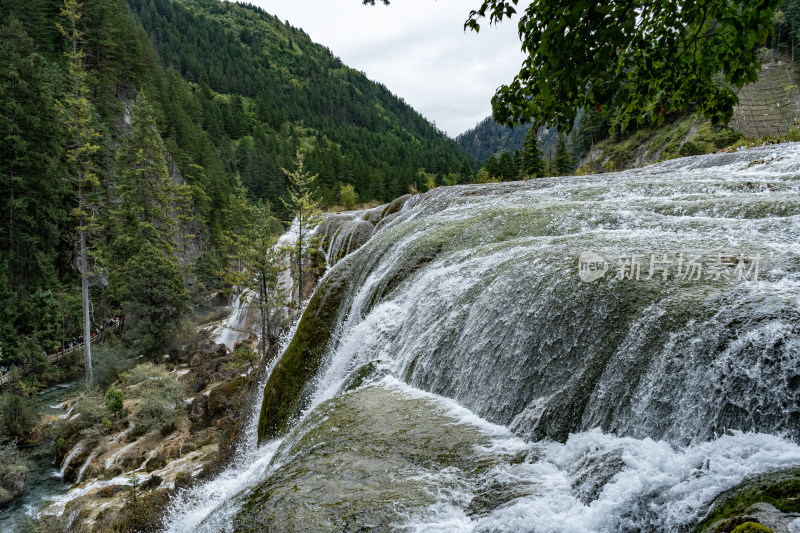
0 320 122 389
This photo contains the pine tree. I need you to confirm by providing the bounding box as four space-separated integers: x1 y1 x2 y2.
220 173 252 287
0 16 65 291
553 134 575 176
513 149 524 179
121 241 189 357
521 128 544 179
245 201 285 355
282 151 320 308
457 160 472 184
57 0 102 387
113 91 176 263
498 151 517 181
484 154 500 180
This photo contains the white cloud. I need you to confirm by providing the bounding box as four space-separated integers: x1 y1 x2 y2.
235 0 525 137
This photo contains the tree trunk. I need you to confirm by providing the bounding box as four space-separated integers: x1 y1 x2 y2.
79 190 93 387
8 169 14 283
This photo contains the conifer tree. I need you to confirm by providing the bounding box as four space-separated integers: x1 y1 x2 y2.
553 134 575 176
498 151 516 181
57 0 101 387
175 182 196 289
458 160 473 184
220 173 252 287
521 128 544 179
113 91 176 263
0 16 65 290
513 149 524 179
484 154 500 180
282 151 320 308
245 201 285 355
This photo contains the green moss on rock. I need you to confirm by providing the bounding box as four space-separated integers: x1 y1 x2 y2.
381 193 411 218
731 522 774 533
239 385 502 532
342 361 379 392
257 260 353 442
696 468 800 532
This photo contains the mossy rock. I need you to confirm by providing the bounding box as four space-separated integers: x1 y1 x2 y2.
381 193 411 218
731 522 773 533
696 468 800 532
207 377 245 417
239 385 500 532
257 259 353 442
341 360 380 392
0 463 27 507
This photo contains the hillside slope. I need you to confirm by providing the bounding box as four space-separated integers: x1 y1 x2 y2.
578 61 800 174
456 117 560 163
127 0 471 205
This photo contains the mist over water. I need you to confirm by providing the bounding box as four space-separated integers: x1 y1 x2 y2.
165 144 800 532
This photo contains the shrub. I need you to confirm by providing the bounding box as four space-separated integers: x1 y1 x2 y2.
105 386 124 416
679 140 710 156
92 345 133 389
0 444 27 504
0 392 37 442
788 126 800 143
339 183 358 210
226 344 258 373
56 392 108 443
695 123 743 148
121 362 169 387
126 364 187 436
16 515 74 533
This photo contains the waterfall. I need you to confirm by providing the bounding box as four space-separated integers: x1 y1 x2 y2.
75 448 99 484
165 143 800 532
161 319 300 532
56 442 85 479
213 289 253 350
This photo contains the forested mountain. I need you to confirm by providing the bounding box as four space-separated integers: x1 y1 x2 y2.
457 117 560 163
0 0 469 369
127 0 470 207
457 118 533 162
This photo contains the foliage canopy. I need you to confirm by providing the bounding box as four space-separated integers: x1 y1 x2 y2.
365 0 781 131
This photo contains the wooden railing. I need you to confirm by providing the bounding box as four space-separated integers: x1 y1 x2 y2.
0 321 121 389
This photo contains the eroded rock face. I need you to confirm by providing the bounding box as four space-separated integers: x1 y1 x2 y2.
697 468 800 533
45 336 259 531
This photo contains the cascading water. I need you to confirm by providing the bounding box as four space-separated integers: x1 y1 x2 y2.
165 144 800 532
213 289 254 350
56 442 85 479
161 318 298 532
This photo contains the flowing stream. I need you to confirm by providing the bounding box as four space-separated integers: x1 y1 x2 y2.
0 382 80 532
164 144 800 532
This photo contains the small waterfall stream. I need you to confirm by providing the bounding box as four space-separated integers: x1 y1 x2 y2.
213 289 253 350
164 144 800 532
57 442 85 479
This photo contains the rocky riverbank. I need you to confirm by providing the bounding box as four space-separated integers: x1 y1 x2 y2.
35 332 266 532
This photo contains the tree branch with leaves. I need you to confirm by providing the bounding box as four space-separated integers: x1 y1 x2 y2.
364 0 780 131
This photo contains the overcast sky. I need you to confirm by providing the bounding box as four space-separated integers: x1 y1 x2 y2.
236 0 525 138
